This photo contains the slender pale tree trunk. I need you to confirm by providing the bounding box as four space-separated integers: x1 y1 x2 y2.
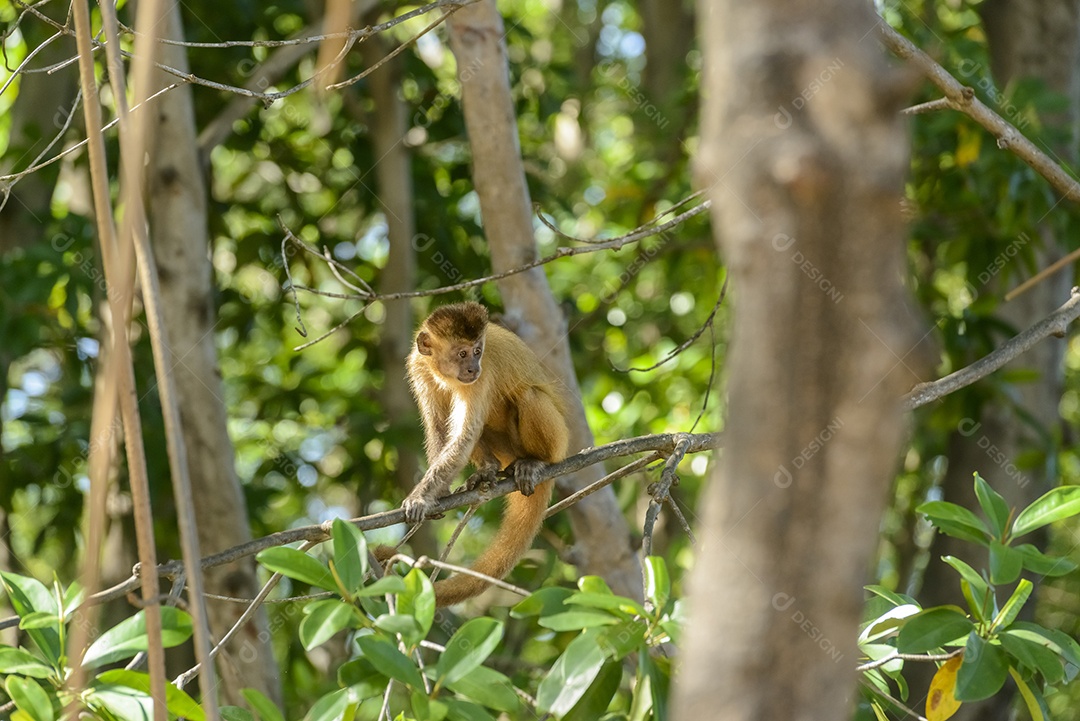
447 0 641 599
145 3 280 704
676 1 921 717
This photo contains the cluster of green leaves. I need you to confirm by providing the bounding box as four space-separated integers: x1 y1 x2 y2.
0 571 201 720
860 474 1080 720
253 520 680 720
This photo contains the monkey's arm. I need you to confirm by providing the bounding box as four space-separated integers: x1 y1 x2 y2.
403 398 484 522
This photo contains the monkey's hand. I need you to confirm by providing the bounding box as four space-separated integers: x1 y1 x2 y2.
402 487 442 524
509 458 548 497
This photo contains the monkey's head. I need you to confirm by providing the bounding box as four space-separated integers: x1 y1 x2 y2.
416 302 489 385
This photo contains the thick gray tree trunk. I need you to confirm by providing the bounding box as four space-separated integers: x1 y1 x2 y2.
675 1 921 718
145 3 280 705
447 0 641 599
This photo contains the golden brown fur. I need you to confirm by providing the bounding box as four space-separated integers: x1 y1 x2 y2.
400 302 570 606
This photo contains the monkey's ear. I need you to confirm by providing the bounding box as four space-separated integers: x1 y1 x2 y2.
416 331 434 356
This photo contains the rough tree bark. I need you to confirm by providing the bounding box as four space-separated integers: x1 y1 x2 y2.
144 3 280 704
447 0 641 599
909 2 1079 717
675 1 922 718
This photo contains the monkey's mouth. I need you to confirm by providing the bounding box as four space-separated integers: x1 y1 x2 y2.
457 374 479 384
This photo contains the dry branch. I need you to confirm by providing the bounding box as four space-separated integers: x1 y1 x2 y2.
904 287 1080 410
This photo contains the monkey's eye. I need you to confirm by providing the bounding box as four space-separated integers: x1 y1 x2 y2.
473 347 482 356
458 350 467 359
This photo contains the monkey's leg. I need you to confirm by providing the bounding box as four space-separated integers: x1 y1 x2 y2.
510 388 569 495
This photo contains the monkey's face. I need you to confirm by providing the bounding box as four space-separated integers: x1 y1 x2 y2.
417 330 485 385
444 339 484 384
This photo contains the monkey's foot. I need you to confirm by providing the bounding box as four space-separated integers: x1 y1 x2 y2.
465 462 501 491
402 493 441 524
510 459 547 496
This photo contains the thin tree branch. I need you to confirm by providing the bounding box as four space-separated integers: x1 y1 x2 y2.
855 647 963 672
904 287 1080 410
876 21 1080 202
0 431 720 625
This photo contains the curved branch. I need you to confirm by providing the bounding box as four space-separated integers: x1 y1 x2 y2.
904 287 1080 410
876 21 1080 202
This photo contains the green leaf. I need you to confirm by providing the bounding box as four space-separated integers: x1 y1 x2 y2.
942 556 992 619
1015 543 1078 576
303 687 359 721
563 660 622 721
82 607 194 668
221 707 256 721
86 681 153 721
5 676 55 721
373 613 423 640
917 501 991 544
331 519 369 599
577 576 613 595
256 547 336 591
988 541 1023 585
443 665 520 713
643 557 671 613
960 580 992 624
396 568 435 642
1012 486 1080 537
510 587 572 618
538 611 619 632
242 688 286 721
0 646 54 678
356 634 424 690
974 473 1011 538
0 572 61 664
435 618 504 687
354 575 407 598
96 670 206 721
299 600 356 650
896 607 974 653
864 584 916 607
444 698 496 721
991 579 1031 632
955 633 1008 701
598 619 649 659
536 629 607 716
19 612 59 631
1004 621 1080 668
565 592 647 618
999 632 1064 684
1009 666 1049 721
642 648 671 720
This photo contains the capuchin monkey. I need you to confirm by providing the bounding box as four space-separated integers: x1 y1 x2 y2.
401 302 570 606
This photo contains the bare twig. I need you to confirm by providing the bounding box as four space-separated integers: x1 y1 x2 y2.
282 200 712 347
855 647 963 673
618 273 728 372
642 434 692 557
877 21 1080 203
1006 245 1080 301
904 287 1080 410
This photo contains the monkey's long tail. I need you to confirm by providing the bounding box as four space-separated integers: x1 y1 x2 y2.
431 479 553 606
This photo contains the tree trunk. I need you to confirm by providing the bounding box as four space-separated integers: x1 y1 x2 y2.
909 2 1079 718
145 3 280 705
675 1 920 718
447 0 641 599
